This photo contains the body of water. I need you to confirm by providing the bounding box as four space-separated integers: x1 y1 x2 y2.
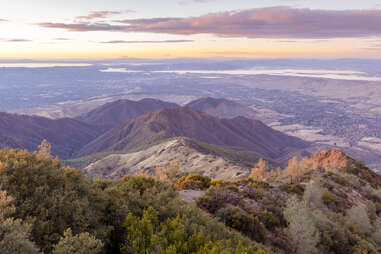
99 67 381 81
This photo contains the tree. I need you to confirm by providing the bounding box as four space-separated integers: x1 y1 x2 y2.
284 157 302 182
37 139 52 158
0 190 15 220
250 158 269 181
0 148 111 253
284 196 319 254
52 228 103 254
0 190 39 254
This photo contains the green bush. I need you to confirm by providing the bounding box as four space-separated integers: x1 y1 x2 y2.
215 206 265 242
0 149 112 253
322 190 341 209
121 206 264 254
176 174 211 190
280 183 304 195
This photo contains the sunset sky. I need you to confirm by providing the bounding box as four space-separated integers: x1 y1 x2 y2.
1 0 381 59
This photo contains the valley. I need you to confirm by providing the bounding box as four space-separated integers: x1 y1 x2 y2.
2 59 380 172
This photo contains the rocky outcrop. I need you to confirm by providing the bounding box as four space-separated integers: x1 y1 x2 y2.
311 149 355 170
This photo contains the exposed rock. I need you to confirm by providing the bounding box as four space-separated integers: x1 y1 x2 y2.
311 149 355 170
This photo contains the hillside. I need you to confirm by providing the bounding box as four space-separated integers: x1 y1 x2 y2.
77 107 309 159
82 137 273 179
0 112 103 159
186 97 257 119
3 145 381 254
178 149 381 254
0 148 265 254
76 98 179 129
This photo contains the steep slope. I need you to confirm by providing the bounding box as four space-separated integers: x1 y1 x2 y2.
82 137 271 179
0 112 103 159
77 107 309 159
190 150 381 254
185 97 257 119
76 98 179 129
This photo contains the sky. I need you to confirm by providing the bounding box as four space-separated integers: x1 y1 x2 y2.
1 0 381 59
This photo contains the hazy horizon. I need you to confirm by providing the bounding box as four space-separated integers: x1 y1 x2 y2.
1 0 381 59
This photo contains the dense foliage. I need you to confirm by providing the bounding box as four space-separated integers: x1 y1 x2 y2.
3 145 381 254
0 148 266 254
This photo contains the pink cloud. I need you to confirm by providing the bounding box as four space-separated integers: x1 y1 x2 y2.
77 10 135 20
100 40 193 43
39 7 381 39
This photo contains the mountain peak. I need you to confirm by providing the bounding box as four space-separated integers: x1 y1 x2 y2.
311 149 355 170
76 98 179 128
77 106 309 159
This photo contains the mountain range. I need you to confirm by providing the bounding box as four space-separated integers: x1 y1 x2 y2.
77 107 308 158
0 97 310 175
0 112 102 159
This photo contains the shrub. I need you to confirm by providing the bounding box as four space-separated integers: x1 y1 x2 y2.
0 217 40 254
346 205 372 233
52 228 103 254
0 149 112 253
121 206 263 254
322 190 340 209
304 179 324 209
260 210 281 229
215 206 265 242
333 174 350 186
284 196 319 254
197 187 242 214
280 183 304 195
176 174 211 190
0 190 39 254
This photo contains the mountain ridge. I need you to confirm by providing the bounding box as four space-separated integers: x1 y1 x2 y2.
76 98 179 129
77 107 309 159
0 112 103 159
